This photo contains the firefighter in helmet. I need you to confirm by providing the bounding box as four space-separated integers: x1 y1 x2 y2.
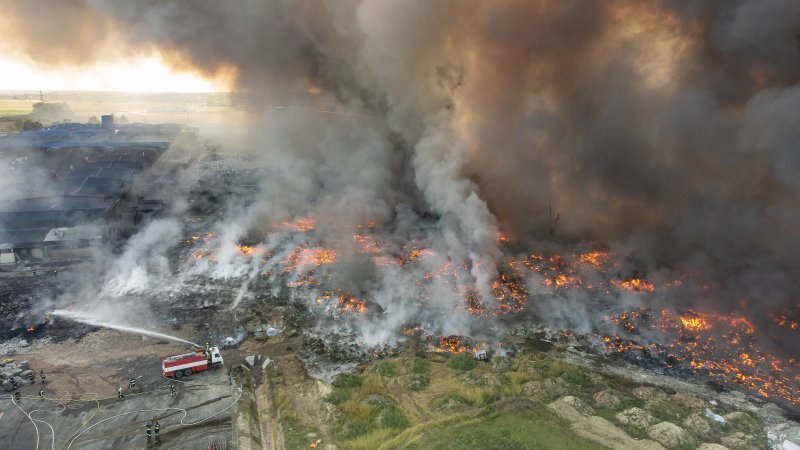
117 387 124 400
40 370 45 384
170 383 176 396
154 421 160 437
28 371 34 384
13 391 21 402
39 388 45 401
129 377 136 391
145 421 151 438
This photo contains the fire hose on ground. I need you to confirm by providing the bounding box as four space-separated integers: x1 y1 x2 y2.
63 390 243 450
2 379 242 450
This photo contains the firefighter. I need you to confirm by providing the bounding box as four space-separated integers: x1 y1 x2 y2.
28 371 35 384
129 377 136 391
13 391 21 402
39 388 44 401
117 387 124 400
154 421 160 436
40 370 45 384
204 342 210 354
145 421 151 438
170 383 176 396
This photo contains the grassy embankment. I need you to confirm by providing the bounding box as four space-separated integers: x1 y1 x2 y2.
264 350 765 449
325 353 605 450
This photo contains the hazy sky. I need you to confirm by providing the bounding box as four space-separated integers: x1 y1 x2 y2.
0 52 230 92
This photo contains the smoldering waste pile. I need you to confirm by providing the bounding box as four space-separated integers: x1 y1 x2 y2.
180 199 799 406
2 0 799 409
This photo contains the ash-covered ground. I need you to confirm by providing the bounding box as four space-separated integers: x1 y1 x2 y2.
1 138 799 449
3 141 796 409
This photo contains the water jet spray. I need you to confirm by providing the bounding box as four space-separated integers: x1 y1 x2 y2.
52 310 201 348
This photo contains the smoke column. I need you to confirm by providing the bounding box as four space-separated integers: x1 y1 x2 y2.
2 0 800 341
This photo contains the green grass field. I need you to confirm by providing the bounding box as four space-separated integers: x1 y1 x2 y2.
403 405 605 450
0 109 31 117
265 349 765 450
320 354 609 450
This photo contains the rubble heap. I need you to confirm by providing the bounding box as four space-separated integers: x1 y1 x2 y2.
0 359 33 391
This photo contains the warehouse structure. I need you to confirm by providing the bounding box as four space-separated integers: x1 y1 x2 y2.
0 119 192 266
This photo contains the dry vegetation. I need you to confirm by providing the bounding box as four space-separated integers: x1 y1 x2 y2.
261 350 767 449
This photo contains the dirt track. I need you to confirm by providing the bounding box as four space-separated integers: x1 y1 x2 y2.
0 328 235 449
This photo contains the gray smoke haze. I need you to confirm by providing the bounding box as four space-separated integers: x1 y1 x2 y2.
3 1 800 344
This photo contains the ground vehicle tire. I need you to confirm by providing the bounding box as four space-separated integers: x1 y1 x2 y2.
174 371 182 378
183 368 193 377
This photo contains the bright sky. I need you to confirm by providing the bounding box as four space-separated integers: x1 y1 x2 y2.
0 54 230 93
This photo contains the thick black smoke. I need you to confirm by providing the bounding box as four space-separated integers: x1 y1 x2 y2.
3 0 800 342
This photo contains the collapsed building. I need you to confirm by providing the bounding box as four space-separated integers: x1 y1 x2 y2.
0 118 195 268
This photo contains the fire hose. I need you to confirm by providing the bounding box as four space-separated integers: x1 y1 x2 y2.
3 393 59 450
3 379 238 450
63 389 243 450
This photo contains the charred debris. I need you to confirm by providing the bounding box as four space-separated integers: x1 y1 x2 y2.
0 118 197 337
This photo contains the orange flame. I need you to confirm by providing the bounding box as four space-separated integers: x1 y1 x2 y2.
353 234 384 253
282 217 316 232
338 295 367 314
545 274 580 289
679 314 710 331
284 246 337 272
286 275 320 287
192 249 217 262
430 336 480 355
579 251 609 268
317 289 367 314
775 314 799 330
185 232 216 245
612 278 655 293
238 244 255 256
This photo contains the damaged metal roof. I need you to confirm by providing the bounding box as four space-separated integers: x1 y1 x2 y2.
0 122 184 246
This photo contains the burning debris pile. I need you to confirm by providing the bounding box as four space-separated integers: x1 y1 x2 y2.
181 216 799 406
600 307 799 406
2 0 799 415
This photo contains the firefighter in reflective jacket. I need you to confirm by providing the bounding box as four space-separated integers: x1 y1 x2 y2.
39 388 45 401
145 422 151 437
40 370 46 384
13 391 21 402
170 383 176 396
129 377 136 391
117 387 124 400
28 372 34 384
154 421 160 436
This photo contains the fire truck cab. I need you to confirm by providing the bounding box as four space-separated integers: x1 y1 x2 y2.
162 346 224 378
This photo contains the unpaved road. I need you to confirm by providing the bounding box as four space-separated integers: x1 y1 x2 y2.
0 329 236 449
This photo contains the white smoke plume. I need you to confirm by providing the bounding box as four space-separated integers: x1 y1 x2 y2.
2 0 799 352
102 218 182 297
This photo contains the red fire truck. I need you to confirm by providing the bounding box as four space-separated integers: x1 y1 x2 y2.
162 346 224 378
